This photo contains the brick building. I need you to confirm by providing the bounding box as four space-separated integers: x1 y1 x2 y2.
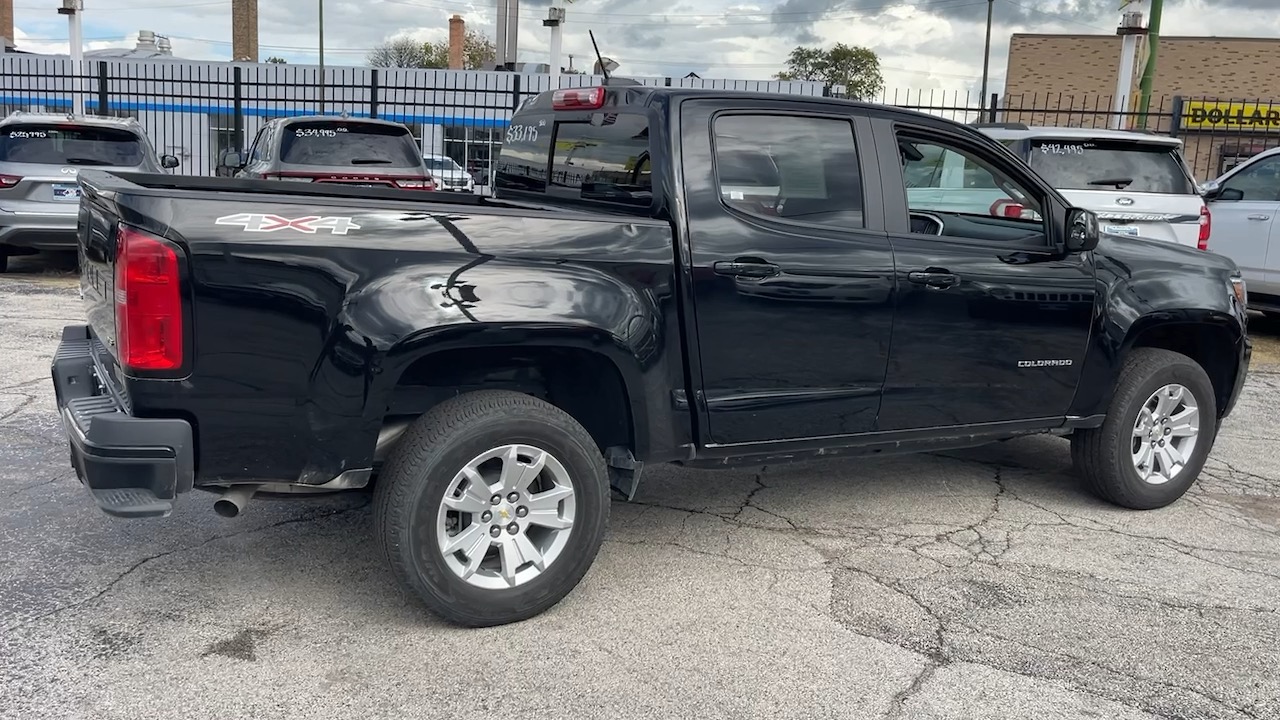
1002 33 1280 179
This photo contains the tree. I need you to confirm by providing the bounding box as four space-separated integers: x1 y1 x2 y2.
265 56 287 64
367 37 429 68
774 43 884 100
422 29 496 70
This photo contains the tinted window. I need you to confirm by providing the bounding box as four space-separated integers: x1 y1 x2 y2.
494 114 552 193
1223 156 1280 202
547 113 652 208
0 124 144 166
713 114 864 227
1027 139 1195 194
278 121 421 167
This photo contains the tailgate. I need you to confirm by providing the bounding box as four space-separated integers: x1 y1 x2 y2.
76 175 122 356
1059 188 1202 247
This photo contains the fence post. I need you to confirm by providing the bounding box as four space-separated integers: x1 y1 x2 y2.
822 85 831 97
369 69 379 119
510 74 522 113
987 93 999 123
96 62 109 115
233 66 244 152
1169 95 1184 139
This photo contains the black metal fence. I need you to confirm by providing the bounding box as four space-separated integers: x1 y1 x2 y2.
3 53 1279 183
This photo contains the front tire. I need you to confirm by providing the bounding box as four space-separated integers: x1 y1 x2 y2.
374 390 610 627
1071 348 1217 510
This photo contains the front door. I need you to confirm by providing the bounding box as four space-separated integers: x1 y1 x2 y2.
872 119 1097 431
678 98 895 446
1207 152 1280 292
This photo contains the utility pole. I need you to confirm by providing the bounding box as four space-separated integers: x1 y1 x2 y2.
979 0 994 111
318 0 326 113
544 6 564 89
1136 0 1162 129
58 0 85 115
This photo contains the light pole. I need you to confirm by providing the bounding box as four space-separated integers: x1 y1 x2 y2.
58 0 85 115
318 0 326 113
979 0 994 116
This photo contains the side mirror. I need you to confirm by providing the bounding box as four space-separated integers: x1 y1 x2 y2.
1219 187 1245 202
1066 207 1100 252
160 154 180 169
1201 179 1224 200
219 151 244 169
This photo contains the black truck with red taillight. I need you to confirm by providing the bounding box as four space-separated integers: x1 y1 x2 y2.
52 84 1250 627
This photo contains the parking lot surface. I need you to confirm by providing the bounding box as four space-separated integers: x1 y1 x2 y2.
2 255 1278 720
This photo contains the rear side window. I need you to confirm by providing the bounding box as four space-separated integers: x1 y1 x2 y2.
0 124 144 166
1027 139 1195 194
278 121 422 168
546 114 652 208
712 114 864 228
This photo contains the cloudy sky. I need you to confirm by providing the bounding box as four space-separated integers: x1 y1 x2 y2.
9 0 1280 99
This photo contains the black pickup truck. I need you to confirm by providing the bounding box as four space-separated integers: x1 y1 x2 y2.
51 85 1251 627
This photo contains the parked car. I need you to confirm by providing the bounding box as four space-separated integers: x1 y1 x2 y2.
220 115 435 191
424 153 475 193
0 111 178 272
1200 146 1280 317
54 86 1250 629
971 124 1210 250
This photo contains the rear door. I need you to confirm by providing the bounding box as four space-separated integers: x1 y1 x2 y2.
1207 152 1280 293
0 123 148 212
678 97 895 445
1025 137 1203 247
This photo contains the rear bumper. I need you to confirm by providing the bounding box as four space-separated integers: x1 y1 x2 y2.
0 210 78 250
51 325 194 518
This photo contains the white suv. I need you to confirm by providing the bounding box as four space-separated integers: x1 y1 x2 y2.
976 124 1210 250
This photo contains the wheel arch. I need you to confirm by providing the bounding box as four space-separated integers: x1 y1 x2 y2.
1118 312 1245 419
368 323 652 469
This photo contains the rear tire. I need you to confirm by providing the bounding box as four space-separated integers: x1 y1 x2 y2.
1071 348 1217 510
373 390 610 627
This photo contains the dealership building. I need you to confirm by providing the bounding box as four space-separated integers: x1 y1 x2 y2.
1002 32 1280 180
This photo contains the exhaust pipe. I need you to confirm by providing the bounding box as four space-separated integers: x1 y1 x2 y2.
214 485 260 518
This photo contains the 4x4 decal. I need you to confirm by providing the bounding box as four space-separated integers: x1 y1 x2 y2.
215 213 361 235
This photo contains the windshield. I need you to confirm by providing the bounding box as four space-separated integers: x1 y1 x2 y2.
426 157 462 172
278 121 422 167
1028 138 1195 194
0 124 145 166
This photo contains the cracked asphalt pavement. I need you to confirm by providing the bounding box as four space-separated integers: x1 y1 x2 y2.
2 255 1279 719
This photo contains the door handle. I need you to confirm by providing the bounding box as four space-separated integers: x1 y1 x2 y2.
907 270 960 289
1248 214 1271 221
713 259 780 278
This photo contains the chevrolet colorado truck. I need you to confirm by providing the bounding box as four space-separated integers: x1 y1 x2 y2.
51 85 1252 627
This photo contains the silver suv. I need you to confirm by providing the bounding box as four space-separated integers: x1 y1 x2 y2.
0 112 178 271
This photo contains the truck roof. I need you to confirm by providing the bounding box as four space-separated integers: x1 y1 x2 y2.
518 85 954 127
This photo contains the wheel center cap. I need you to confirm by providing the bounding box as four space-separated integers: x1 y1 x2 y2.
496 503 515 522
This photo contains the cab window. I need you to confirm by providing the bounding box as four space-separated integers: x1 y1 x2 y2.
896 133 1047 242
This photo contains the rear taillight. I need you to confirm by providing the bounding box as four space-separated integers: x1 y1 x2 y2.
0 174 20 188
114 224 183 372
1198 204 1211 251
552 86 606 110
394 178 434 190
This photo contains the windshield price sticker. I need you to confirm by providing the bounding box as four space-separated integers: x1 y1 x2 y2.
1037 143 1087 155
295 127 347 138
9 130 48 139
506 121 544 144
